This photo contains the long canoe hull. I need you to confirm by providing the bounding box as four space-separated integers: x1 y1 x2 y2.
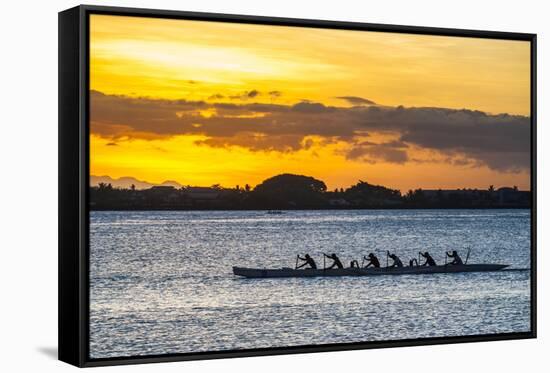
233 264 509 278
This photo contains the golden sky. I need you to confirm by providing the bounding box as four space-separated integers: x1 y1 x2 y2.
89 14 531 191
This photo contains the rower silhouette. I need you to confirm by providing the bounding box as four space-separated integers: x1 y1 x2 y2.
363 253 381 268
420 251 437 266
324 253 344 269
387 251 404 268
446 250 463 265
296 254 317 269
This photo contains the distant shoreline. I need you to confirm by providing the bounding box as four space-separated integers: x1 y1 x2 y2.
90 173 531 211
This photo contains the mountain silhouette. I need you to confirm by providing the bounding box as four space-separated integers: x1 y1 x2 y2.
90 175 183 190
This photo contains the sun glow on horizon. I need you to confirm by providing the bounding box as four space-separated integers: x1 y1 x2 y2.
89 15 531 192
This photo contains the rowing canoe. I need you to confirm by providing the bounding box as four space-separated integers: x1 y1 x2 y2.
232 264 509 278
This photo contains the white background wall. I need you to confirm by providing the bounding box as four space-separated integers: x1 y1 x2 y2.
0 0 546 371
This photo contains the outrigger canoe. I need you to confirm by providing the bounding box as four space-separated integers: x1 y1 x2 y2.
233 264 509 278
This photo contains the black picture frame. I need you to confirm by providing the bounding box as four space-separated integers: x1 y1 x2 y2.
59 4 537 367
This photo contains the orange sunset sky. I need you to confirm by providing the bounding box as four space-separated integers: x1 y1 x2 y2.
89 15 531 192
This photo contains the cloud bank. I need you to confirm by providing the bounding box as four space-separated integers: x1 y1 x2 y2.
90 90 530 172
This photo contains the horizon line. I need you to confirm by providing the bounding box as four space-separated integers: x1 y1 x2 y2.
90 174 531 193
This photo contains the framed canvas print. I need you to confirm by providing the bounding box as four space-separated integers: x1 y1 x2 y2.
58 5 537 367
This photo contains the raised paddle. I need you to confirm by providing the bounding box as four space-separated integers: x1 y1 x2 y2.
465 247 472 265
295 255 299 269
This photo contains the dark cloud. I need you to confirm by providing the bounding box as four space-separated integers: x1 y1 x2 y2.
344 140 409 164
336 96 377 105
247 90 260 98
208 93 224 100
362 106 530 171
269 90 282 98
106 142 118 146
291 101 334 113
196 133 306 152
90 90 530 171
229 90 261 100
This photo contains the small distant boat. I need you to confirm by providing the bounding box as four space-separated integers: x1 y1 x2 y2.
266 210 284 214
233 264 509 278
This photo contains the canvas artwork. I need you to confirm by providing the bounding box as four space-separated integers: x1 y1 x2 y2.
87 14 532 359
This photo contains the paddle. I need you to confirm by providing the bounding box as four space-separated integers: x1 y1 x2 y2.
465 247 472 265
295 254 299 270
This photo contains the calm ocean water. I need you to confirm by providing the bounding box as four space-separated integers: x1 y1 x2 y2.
89 209 531 358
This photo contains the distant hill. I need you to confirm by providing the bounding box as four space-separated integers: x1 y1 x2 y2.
90 175 183 190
